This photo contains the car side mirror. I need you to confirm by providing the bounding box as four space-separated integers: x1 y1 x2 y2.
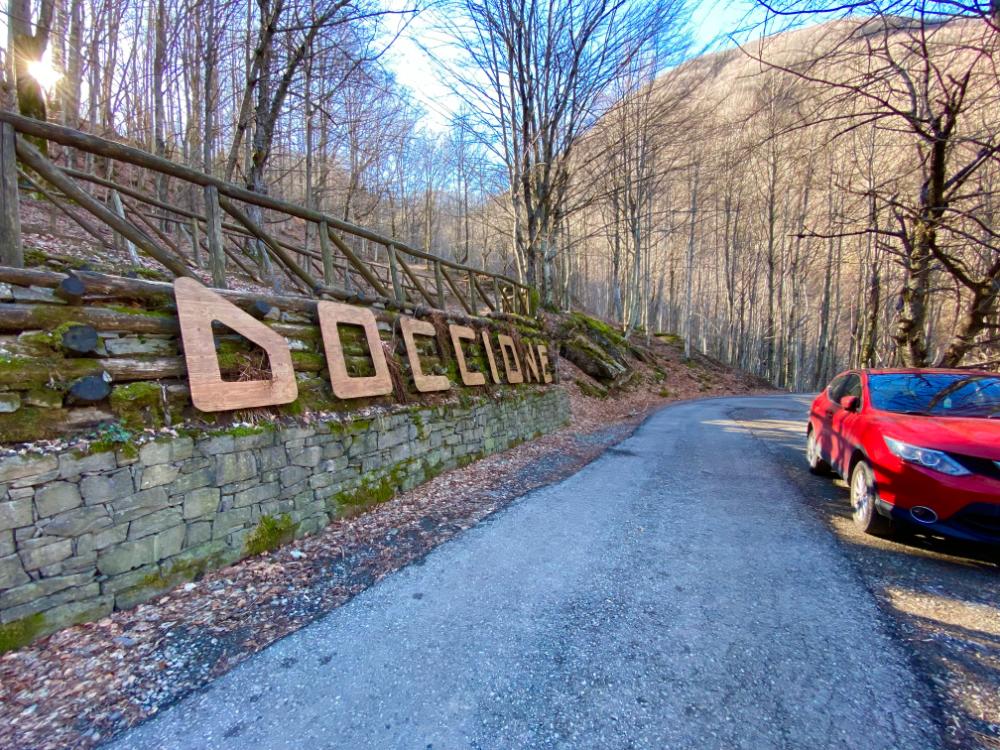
839 395 860 412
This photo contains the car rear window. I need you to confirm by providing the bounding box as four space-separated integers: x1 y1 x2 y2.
868 373 1000 418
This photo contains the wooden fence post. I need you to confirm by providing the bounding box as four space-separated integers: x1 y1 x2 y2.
190 218 202 267
435 260 445 309
0 122 22 268
204 185 227 288
318 220 334 286
468 269 477 313
386 243 405 303
110 190 141 265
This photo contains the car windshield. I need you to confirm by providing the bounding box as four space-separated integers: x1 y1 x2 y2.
868 373 1000 418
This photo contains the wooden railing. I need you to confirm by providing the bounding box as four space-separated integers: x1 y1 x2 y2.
0 111 537 318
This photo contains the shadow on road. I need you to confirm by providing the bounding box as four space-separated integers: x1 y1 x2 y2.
714 400 1000 750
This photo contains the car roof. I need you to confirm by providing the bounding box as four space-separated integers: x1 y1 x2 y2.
860 368 998 377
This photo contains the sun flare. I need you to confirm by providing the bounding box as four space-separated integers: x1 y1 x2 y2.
26 58 61 92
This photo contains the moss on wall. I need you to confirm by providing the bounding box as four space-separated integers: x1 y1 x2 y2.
245 514 298 556
0 613 45 654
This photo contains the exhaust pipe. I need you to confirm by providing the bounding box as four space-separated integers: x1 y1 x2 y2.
910 506 938 524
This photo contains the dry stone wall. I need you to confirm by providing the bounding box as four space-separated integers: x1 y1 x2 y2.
0 388 569 648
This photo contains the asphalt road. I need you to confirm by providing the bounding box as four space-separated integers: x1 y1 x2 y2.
107 395 942 750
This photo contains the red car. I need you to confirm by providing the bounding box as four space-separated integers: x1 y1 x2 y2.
807 369 1000 543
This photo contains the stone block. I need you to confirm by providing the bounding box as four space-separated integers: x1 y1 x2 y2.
110 487 170 524
216 452 257 485
41 596 113 633
377 426 409 450
101 564 159 595
138 440 173 466
172 467 214 494
309 473 335 490
183 487 220 519
97 537 156 576
0 497 32 531
19 538 73 571
44 505 112 537
152 525 186 560
185 521 212 547
24 388 62 409
322 457 349 474
180 456 213 473
116 446 140 467
35 482 83 518
170 437 194 461
280 426 316 442
57 451 117 480
322 442 345 460
128 508 183 539
390 443 413 463
218 476 263 496
0 572 94 609
198 434 235 456
259 447 287 471
0 454 58 484
213 508 251 539
81 469 135 504
104 336 175 357
225 527 252 550
290 446 322 468
233 482 279 508
76 524 128 555
279 465 308 488
234 432 274 451
0 552 29 588
279 481 309 501
59 551 97 575
138 463 179 490
0 529 12 557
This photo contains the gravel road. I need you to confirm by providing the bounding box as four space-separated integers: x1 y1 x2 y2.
107 395 943 750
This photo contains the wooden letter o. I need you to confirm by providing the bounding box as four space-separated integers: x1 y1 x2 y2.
317 301 393 399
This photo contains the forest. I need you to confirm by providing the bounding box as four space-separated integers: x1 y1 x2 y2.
3 0 999 389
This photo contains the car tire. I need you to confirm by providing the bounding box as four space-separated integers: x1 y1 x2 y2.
850 461 893 537
806 429 831 475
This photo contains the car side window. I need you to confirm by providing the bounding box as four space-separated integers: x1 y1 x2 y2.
827 374 848 400
842 374 862 400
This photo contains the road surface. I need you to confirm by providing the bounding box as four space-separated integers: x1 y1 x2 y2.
108 395 941 750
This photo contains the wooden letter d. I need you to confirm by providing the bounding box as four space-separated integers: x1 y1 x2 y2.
174 278 298 412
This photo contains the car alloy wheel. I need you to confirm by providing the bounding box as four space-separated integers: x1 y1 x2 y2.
806 431 829 475
849 461 892 536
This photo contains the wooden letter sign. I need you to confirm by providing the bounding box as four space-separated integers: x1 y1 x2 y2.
400 317 451 393
176 280 554 413
317 301 394 399
449 324 486 387
174 278 298 412
497 334 523 384
481 330 502 384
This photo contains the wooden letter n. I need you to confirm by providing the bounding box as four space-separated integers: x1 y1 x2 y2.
174 277 297 412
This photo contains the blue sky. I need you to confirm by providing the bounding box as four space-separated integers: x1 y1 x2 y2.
384 0 774 130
